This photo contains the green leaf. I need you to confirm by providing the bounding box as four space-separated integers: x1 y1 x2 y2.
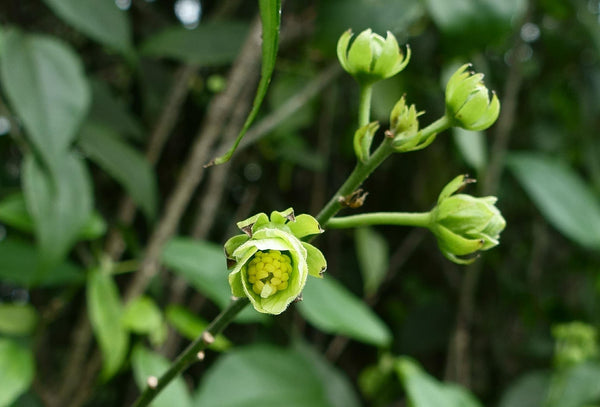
0 304 38 337
294 342 361 407
0 193 106 240
208 0 282 166
545 362 600 407
298 276 392 347
23 153 93 270
0 30 90 170
0 238 83 287
395 356 483 407
88 79 144 141
0 338 35 407
122 296 167 346
140 21 248 66
499 372 550 407
422 0 526 53
507 153 600 249
87 268 129 379
42 0 132 54
161 237 263 323
165 305 232 351
132 346 193 407
194 344 346 407
452 127 487 172
78 122 157 220
355 227 389 296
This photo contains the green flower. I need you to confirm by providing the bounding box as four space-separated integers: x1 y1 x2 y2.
429 175 506 264
224 208 327 315
337 28 410 85
386 96 426 152
445 64 500 131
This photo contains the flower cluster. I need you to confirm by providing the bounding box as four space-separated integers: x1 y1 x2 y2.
224 208 326 315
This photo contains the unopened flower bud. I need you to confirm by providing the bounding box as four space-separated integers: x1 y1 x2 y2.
445 64 500 131
353 121 379 163
224 208 326 314
429 175 506 264
337 29 410 85
387 96 423 152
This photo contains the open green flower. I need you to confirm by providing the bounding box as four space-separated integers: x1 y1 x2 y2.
224 208 327 315
337 28 410 85
428 175 506 264
445 64 500 131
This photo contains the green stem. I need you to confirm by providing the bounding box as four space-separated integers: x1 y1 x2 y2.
316 139 394 226
131 297 249 407
358 84 373 127
325 211 431 229
420 115 451 141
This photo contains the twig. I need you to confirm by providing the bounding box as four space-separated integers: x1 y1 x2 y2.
131 298 249 407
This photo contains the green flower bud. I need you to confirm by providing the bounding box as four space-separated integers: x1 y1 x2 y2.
224 208 327 315
353 121 379 163
386 96 424 152
445 64 500 131
429 175 506 264
337 29 410 85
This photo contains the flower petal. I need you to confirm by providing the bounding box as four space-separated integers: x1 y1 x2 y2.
270 208 295 224
224 234 249 259
287 214 324 239
302 242 327 278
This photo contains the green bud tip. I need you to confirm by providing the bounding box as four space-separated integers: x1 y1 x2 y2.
445 64 500 131
337 28 410 85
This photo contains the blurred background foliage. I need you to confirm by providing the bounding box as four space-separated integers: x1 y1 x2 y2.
1 0 600 406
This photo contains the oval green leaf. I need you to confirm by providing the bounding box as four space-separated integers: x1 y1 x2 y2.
0 30 90 169
42 0 132 54
78 122 157 220
0 304 38 337
508 153 600 250
298 276 392 347
0 338 35 407
87 268 129 379
23 152 93 271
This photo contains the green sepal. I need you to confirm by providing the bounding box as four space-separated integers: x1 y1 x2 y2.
336 29 352 72
287 214 324 239
434 224 484 256
302 242 327 278
437 174 470 204
236 212 269 235
372 31 399 77
229 270 245 298
270 207 295 224
224 234 249 259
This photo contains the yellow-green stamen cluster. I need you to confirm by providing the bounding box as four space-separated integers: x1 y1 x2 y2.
246 250 291 298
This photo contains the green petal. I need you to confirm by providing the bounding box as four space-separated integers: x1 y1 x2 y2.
228 271 245 298
224 234 249 258
236 212 268 236
302 242 327 278
371 31 399 77
336 29 353 72
270 207 295 224
347 29 373 75
441 249 477 265
287 214 324 239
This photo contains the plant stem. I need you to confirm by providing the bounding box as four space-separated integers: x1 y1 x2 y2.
325 211 431 229
358 84 373 127
316 139 394 226
131 297 249 407
315 115 451 227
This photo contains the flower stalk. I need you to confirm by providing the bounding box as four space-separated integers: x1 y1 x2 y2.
325 212 431 229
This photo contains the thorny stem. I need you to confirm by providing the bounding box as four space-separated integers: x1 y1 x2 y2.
131 298 249 407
